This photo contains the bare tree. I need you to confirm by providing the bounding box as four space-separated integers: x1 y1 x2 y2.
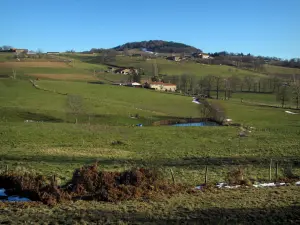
224 78 231 100
244 76 255 92
66 95 83 124
36 49 43 59
214 76 222 99
123 47 129 56
66 49 75 53
276 84 291 108
152 59 159 81
291 74 300 109
203 75 214 98
189 75 197 95
1 45 13 50
229 76 241 92
11 69 17 79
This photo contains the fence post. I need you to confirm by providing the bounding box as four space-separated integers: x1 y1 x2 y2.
275 162 279 181
205 166 208 184
269 159 272 181
170 169 175 185
5 165 8 174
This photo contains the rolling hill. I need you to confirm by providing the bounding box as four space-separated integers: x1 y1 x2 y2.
113 40 201 53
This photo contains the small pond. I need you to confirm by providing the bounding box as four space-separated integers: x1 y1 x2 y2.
0 188 31 202
172 122 219 127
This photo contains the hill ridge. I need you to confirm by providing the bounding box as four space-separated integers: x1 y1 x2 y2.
113 40 202 54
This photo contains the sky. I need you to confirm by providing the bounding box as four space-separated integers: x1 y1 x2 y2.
2 0 300 59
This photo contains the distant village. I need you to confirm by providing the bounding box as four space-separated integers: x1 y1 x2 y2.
0 47 216 93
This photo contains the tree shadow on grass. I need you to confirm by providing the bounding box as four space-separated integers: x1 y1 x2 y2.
2 206 299 224
1 154 299 170
80 206 300 224
17 111 64 123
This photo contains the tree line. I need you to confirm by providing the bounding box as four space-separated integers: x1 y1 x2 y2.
113 40 201 54
163 74 300 109
207 51 300 70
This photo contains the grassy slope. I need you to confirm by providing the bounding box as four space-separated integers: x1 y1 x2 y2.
264 64 300 77
110 56 268 78
0 79 299 185
63 54 266 78
1 58 300 224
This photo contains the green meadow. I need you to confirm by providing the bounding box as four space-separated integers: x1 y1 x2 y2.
0 56 299 224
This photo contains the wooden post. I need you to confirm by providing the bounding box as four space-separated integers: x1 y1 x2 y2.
275 162 279 181
5 165 8 174
205 166 208 184
170 169 175 185
52 175 56 186
269 159 272 181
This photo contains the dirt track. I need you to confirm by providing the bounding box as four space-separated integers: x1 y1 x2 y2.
29 73 95 81
0 62 69 68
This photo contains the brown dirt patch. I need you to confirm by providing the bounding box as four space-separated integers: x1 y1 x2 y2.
29 73 96 81
0 62 69 68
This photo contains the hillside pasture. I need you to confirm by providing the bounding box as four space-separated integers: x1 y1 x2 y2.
264 64 300 77
112 56 267 78
29 73 97 81
1 79 299 183
0 61 69 68
0 57 300 224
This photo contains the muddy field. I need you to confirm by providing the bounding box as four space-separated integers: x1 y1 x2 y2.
0 62 69 68
29 73 95 81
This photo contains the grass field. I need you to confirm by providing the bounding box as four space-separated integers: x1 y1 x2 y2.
0 57 299 223
264 64 300 77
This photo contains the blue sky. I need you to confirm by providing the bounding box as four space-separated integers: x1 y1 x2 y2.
2 0 299 59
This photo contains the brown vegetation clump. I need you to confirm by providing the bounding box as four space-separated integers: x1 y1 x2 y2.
67 163 179 202
226 167 245 185
0 172 71 206
0 164 186 205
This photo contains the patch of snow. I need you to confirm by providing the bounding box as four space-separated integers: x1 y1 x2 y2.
24 120 43 123
216 183 240 189
253 182 286 188
195 185 204 190
216 183 227 188
192 97 201 104
285 111 298 115
295 181 300 186
224 185 241 189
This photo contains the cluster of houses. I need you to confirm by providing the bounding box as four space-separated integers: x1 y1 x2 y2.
166 53 212 62
113 81 177 92
113 67 139 75
0 48 62 55
0 48 29 54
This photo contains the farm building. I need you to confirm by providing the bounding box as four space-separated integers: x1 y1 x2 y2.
145 82 177 92
14 49 28 54
166 56 181 62
115 68 138 75
47 52 60 55
192 53 211 59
